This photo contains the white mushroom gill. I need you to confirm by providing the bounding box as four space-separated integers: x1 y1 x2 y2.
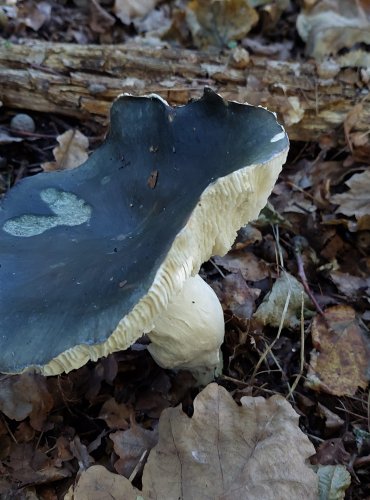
147 274 224 384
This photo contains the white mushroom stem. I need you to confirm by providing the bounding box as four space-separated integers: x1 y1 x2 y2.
147 274 224 384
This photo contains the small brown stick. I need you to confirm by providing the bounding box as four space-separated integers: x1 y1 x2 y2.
354 455 370 468
293 236 325 316
4 128 57 139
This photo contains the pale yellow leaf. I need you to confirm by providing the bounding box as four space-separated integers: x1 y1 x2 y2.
186 0 258 48
297 0 370 64
72 465 141 500
253 272 309 329
43 129 89 171
114 0 158 24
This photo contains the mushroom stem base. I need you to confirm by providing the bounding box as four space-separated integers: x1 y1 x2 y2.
147 274 225 384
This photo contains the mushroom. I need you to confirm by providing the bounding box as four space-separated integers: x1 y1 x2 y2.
0 89 289 380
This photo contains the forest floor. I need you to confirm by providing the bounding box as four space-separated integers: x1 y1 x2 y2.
0 1 370 499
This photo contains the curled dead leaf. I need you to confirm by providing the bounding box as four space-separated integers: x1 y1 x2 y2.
311 438 350 466
213 250 271 282
42 129 89 172
331 169 370 220
18 1 51 31
186 0 258 48
71 465 140 500
254 272 310 329
114 0 159 24
297 0 370 65
330 271 370 298
98 397 132 430
89 0 115 34
110 424 158 477
212 271 260 320
0 372 53 431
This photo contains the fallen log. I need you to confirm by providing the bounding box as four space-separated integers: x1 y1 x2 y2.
0 39 369 142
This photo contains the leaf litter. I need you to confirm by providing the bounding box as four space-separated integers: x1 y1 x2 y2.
70 384 318 499
1 0 370 498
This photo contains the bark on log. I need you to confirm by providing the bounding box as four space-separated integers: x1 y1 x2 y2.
0 40 369 142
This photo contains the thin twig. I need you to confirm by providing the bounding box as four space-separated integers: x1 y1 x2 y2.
335 405 368 421
293 237 324 315
1 415 17 444
251 285 292 381
129 449 148 483
219 374 249 386
4 128 57 139
35 431 44 450
305 433 325 443
286 291 305 400
271 224 285 269
209 258 226 278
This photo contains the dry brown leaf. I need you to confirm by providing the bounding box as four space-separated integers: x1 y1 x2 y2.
331 169 370 220
0 436 11 462
114 0 159 24
212 272 260 320
110 424 158 477
55 436 74 464
70 435 95 472
0 477 12 496
305 160 360 190
0 373 53 431
135 389 170 418
342 104 370 160
311 438 350 466
14 421 36 444
256 0 290 29
142 383 318 499
297 0 370 65
186 0 259 48
18 1 51 31
234 224 262 250
6 442 71 487
330 271 370 298
42 129 89 172
213 250 271 282
317 403 344 435
98 397 132 430
89 0 115 34
343 103 364 150
70 465 140 500
306 305 370 396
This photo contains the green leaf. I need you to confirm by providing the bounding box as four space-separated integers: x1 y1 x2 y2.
317 465 351 500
